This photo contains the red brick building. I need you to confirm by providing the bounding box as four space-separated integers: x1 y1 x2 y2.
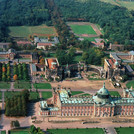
39 83 134 117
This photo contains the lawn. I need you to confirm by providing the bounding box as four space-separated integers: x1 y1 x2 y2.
69 24 97 35
79 93 91 97
1 131 6 134
4 91 20 99
109 91 120 97
47 128 104 134
29 92 39 101
71 91 84 96
41 91 52 99
0 92 2 100
0 82 10 89
9 130 29 134
115 127 134 134
14 81 31 89
9 24 57 38
33 83 52 89
126 80 134 88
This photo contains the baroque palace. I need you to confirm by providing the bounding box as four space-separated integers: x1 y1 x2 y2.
39 83 134 117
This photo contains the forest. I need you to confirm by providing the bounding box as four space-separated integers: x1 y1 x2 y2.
0 0 51 41
54 0 134 45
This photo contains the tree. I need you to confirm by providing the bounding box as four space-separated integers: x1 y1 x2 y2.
2 67 6 73
13 74 18 81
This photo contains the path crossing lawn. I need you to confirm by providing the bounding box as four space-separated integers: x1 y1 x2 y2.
0 82 10 89
41 91 52 99
126 80 134 88
33 83 52 89
47 128 104 134
79 93 91 97
29 92 39 101
115 127 134 134
71 91 84 96
14 81 31 89
4 91 20 99
69 24 97 35
109 91 120 97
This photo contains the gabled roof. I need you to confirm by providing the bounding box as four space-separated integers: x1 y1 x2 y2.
37 43 52 46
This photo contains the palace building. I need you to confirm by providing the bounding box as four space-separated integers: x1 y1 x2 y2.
39 83 134 117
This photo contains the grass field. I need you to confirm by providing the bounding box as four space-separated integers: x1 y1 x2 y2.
29 92 39 101
0 82 10 89
47 128 104 134
100 0 134 10
69 24 97 35
115 127 134 134
9 24 57 38
71 91 84 96
4 91 20 99
109 91 121 97
9 130 29 134
1 131 6 134
79 93 91 97
41 91 52 99
126 80 134 88
14 81 31 89
33 83 52 89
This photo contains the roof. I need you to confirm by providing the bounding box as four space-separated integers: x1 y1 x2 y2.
31 64 37 72
0 43 10 46
110 52 121 61
17 41 32 45
47 58 57 69
126 65 133 72
37 43 53 46
129 51 134 56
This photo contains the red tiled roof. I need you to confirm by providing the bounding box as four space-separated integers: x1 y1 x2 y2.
38 43 52 46
17 41 32 45
108 59 115 69
47 58 57 69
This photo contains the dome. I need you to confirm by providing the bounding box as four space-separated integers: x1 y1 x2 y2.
97 82 109 96
93 83 111 105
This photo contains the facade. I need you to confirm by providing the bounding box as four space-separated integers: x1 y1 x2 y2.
39 83 134 117
0 49 38 63
0 43 11 51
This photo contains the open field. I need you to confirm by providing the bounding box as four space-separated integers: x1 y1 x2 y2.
47 128 104 134
14 81 31 89
41 91 52 99
115 127 134 134
126 80 134 88
0 82 10 89
69 24 97 35
9 24 57 38
33 83 52 89
100 0 134 10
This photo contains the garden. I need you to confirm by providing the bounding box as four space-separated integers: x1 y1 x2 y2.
33 83 52 89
